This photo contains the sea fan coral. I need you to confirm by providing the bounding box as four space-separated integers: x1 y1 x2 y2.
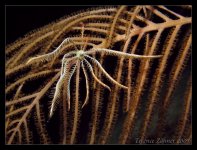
6 5 192 144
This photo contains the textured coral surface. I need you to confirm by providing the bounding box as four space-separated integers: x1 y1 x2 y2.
6 6 191 144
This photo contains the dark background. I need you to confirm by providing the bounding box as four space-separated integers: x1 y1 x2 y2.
6 6 94 45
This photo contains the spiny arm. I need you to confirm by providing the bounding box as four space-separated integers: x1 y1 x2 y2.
49 58 74 118
85 48 162 59
85 55 128 90
66 62 78 111
49 64 69 118
26 38 78 65
61 54 77 75
81 61 90 108
84 58 111 91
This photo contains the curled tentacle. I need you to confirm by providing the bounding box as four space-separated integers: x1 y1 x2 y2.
85 55 128 90
84 58 111 91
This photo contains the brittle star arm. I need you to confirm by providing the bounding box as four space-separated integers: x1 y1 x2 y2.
84 58 111 92
66 60 78 111
85 55 128 90
49 57 77 117
81 61 90 108
26 38 78 64
49 58 71 118
85 48 162 59
61 52 77 75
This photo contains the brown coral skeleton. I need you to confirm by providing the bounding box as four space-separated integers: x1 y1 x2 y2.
26 37 162 118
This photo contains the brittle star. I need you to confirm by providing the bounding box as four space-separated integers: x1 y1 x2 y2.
27 38 162 118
